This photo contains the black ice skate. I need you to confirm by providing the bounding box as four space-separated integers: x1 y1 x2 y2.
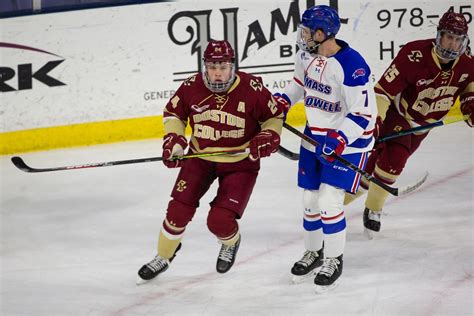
136 243 182 285
291 248 324 283
216 235 241 273
363 207 381 239
314 255 343 293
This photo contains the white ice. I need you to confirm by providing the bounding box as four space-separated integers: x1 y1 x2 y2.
1 123 473 316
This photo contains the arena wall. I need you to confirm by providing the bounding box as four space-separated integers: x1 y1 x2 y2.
1 0 470 154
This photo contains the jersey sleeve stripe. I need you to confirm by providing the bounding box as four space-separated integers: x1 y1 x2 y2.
347 113 370 129
294 76 304 87
353 112 373 119
309 126 332 133
349 137 373 148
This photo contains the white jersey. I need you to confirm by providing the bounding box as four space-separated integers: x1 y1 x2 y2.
284 40 377 154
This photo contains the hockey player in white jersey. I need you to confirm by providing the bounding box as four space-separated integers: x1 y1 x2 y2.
274 5 377 292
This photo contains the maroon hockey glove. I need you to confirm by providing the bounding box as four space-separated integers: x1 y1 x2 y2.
162 133 188 168
315 130 348 165
249 130 280 161
460 102 474 127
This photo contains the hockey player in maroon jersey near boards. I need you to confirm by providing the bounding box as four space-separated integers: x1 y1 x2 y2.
344 9 474 238
137 39 287 284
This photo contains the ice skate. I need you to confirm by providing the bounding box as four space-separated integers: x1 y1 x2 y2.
363 207 381 239
314 255 343 293
291 248 323 283
136 243 182 285
216 235 241 273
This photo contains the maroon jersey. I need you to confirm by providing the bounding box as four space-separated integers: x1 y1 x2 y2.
164 71 283 159
376 39 474 125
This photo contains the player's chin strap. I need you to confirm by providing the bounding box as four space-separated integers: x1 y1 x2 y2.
279 115 469 161
307 32 335 54
282 122 428 197
10 149 250 173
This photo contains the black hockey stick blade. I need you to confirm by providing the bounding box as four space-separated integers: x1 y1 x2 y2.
11 156 33 172
277 145 299 160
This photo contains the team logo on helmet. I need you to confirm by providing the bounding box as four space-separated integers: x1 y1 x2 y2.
203 39 235 62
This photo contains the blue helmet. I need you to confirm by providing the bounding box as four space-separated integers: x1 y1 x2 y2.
301 5 340 39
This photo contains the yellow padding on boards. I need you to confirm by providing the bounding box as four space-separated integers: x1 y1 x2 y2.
0 101 463 155
1 116 165 155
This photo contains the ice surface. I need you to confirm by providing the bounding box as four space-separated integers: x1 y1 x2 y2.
1 123 472 315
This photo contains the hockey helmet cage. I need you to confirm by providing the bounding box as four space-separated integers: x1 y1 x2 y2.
202 40 236 93
297 5 341 53
435 9 469 60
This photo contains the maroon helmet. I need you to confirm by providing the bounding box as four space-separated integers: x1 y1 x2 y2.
438 10 468 35
435 10 469 60
202 40 236 93
203 39 235 62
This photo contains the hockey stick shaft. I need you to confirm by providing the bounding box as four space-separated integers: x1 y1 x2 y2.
11 149 248 173
376 114 469 143
278 115 469 161
282 122 402 196
277 145 299 160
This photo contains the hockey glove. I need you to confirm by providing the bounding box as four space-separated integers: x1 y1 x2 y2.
249 130 280 161
162 133 188 168
460 102 474 127
315 130 348 165
273 93 291 121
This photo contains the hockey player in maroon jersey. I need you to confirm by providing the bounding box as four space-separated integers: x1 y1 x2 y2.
344 9 474 237
137 39 286 283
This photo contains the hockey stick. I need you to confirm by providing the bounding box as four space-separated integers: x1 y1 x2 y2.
283 122 428 196
11 149 248 173
278 115 469 160
376 114 469 143
277 145 299 160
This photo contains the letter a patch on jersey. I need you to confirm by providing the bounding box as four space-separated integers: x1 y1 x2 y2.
237 102 245 113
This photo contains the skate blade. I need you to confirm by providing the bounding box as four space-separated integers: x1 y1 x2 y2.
291 270 318 284
136 276 148 286
315 282 338 294
363 228 377 240
136 275 156 286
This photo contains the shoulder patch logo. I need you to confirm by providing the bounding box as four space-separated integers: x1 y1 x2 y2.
183 75 197 86
352 68 366 79
408 50 422 62
250 79 263 91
